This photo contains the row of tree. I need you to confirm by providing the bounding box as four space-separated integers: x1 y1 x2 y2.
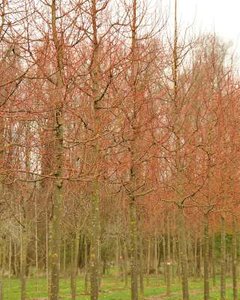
0 0 240 300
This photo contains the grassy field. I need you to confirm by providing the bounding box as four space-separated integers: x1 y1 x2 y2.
1 275 234 299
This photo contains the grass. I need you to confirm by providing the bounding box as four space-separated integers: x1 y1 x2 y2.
1 275 234 299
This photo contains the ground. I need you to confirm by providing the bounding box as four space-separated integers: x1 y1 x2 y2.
1 275 234 299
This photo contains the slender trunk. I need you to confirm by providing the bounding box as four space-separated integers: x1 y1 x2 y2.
89 1 103 298
13 242 18 277
46 209 49 293
172 211 177 282
49 1 65 299
199 238 202 278
163 235 166 283
49 168 63 300
129 1 140 299
70 233 79 300
8 237 12 279
211 233 216 287
172 232 177 282
34 194 39 294
63 238 66 276
220 216 226 300
75 234 80 284
179 208 189 300
173 1 188 295
35 195 39 278
2 240 6 278
172 232 178 282
203 214 209 300
188 233 195 277
177 231 181 281
194 234 198 280
116 237 119 277
147 237 151 286
0 281 2 300
166 216 171 296
84 237 89 295
123 239 128 288
154 233 158 276
71 232 80 300
90 188 100 300
20 219 27 300
70 238 75 300
139 236 144 300
232 217 238 300
130 199 138 300
0 238 3 299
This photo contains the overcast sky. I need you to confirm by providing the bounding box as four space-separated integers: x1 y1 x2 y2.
159 0 240 52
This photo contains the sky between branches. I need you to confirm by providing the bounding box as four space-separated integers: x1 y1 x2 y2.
157 0 240 54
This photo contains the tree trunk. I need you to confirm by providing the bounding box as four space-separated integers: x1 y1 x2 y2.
172 232 177 282
220 215 226 300
179 208 189 300
45 209 50 295
139 236 144 300
84 236 89 294
177 231 181 281
166 215 171 296
199 238 203 278
8 237 12 279
63 238 66 277
211 233 216 287
2 240 6 278
71 232 80 300
90 185 100 300
49 1 65 299
203 214 209 300
154 233 158 276
123 239 128 288
20 222 27 300
130 199 138 300
194 234 198 280
232 217 238 300
115 237 120 278
89 1 104 298
0 281 3 300
163 235 166 283
147 237 151 286
35 196 39 277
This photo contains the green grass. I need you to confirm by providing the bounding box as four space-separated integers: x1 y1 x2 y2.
1 275 234 299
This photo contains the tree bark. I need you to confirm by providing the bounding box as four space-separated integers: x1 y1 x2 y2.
90 187 100 300
63 238 66 277
20 222 27 300
163 234 166 283
194 234 198 280
179 208 189 300
35 195 39 277
123 238 129 288
166 215 171 296
139 236 144 300
49 1 65 299
211 233 216 287
130 199 138 300
71 232 80 300
84 237 89 295
172 231 177 282
220 215 226 300
203 214 209 300
8 237 12 279
147 237 151 286
154 233 158 276
232 217 238 300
